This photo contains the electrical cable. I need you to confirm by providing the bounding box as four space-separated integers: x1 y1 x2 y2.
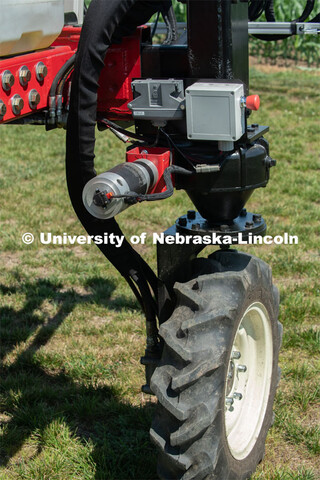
98 118 156 143
159 128 196 170
151 11 160 38
161 1 178 45
110 165 192 202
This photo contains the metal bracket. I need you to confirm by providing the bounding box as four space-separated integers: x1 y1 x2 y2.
148 21 320 37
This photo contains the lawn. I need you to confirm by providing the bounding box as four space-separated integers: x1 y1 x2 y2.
0 63 319 479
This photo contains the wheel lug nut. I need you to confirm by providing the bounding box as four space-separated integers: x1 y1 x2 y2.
237 365 247 373
233 392 243 400
232 351 241 360
225 397 234 406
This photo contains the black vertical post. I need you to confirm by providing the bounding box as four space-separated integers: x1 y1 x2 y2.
187 0 249 90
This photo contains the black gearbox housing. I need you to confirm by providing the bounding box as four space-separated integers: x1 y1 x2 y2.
175 140 272 223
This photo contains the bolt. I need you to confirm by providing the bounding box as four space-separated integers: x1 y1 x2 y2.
11 95 24 115
252 123 259 128
2 70 14 91
245 221 254 228
19 66 31 86
178 217 187 227
252 214 262 223
128 103 132 108
225 397 234 406
35 62 48 81
141 150 148 154
240 208 247 217
191 223 200 230
29 89 40 109
0 100 6 119
220 224 229 232
233 392 243 400
265 157 277 168
180 104 185 110
232 351 241 360
187 210 196 220
237 365 247 373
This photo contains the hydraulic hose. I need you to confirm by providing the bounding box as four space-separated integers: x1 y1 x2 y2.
66 0 166 305
295 0 315 22
48 54 76 124
252 0 316 41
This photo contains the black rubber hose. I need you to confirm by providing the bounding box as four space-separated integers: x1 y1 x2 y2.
249 0 267 21
253 0 316 41
66 0 164 294
310 12 320 22
265 0 275 22
295 0 315 22
49 54 76 98
161 0 178 45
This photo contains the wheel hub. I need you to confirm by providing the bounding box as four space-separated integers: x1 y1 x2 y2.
224 302 273 460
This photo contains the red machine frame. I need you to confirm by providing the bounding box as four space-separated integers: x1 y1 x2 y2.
0 25 144 124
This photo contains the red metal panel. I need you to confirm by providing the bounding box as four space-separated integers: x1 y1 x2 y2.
0 25 143 124
0 46 74 123
97 29 142 120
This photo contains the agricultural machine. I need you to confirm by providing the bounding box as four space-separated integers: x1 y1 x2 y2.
1 0 319 478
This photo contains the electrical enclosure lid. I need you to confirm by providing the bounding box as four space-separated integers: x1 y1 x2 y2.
186 82 245 142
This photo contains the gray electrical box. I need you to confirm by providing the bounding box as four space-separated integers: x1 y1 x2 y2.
185 82 245 142
128 79 185 124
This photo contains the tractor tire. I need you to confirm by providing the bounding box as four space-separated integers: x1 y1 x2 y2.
150 250 282 480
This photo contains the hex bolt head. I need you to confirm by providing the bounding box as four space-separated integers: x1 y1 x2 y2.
245 221 254 228
187 210 196 220
237 365 247 373
19 66 31 86
0 100 7 119
36 62 48 81
178 217 187 227
11 95 24 115
231 351 241 360
29 89 40 109
253 214 262 223
240 208 247 217
233 392 243 400
2 70 15 91
225 397 234 406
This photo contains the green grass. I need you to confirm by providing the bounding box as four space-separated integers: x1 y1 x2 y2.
1 65 320 479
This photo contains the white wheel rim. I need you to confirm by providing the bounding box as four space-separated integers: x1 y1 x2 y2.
224 302 273 460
